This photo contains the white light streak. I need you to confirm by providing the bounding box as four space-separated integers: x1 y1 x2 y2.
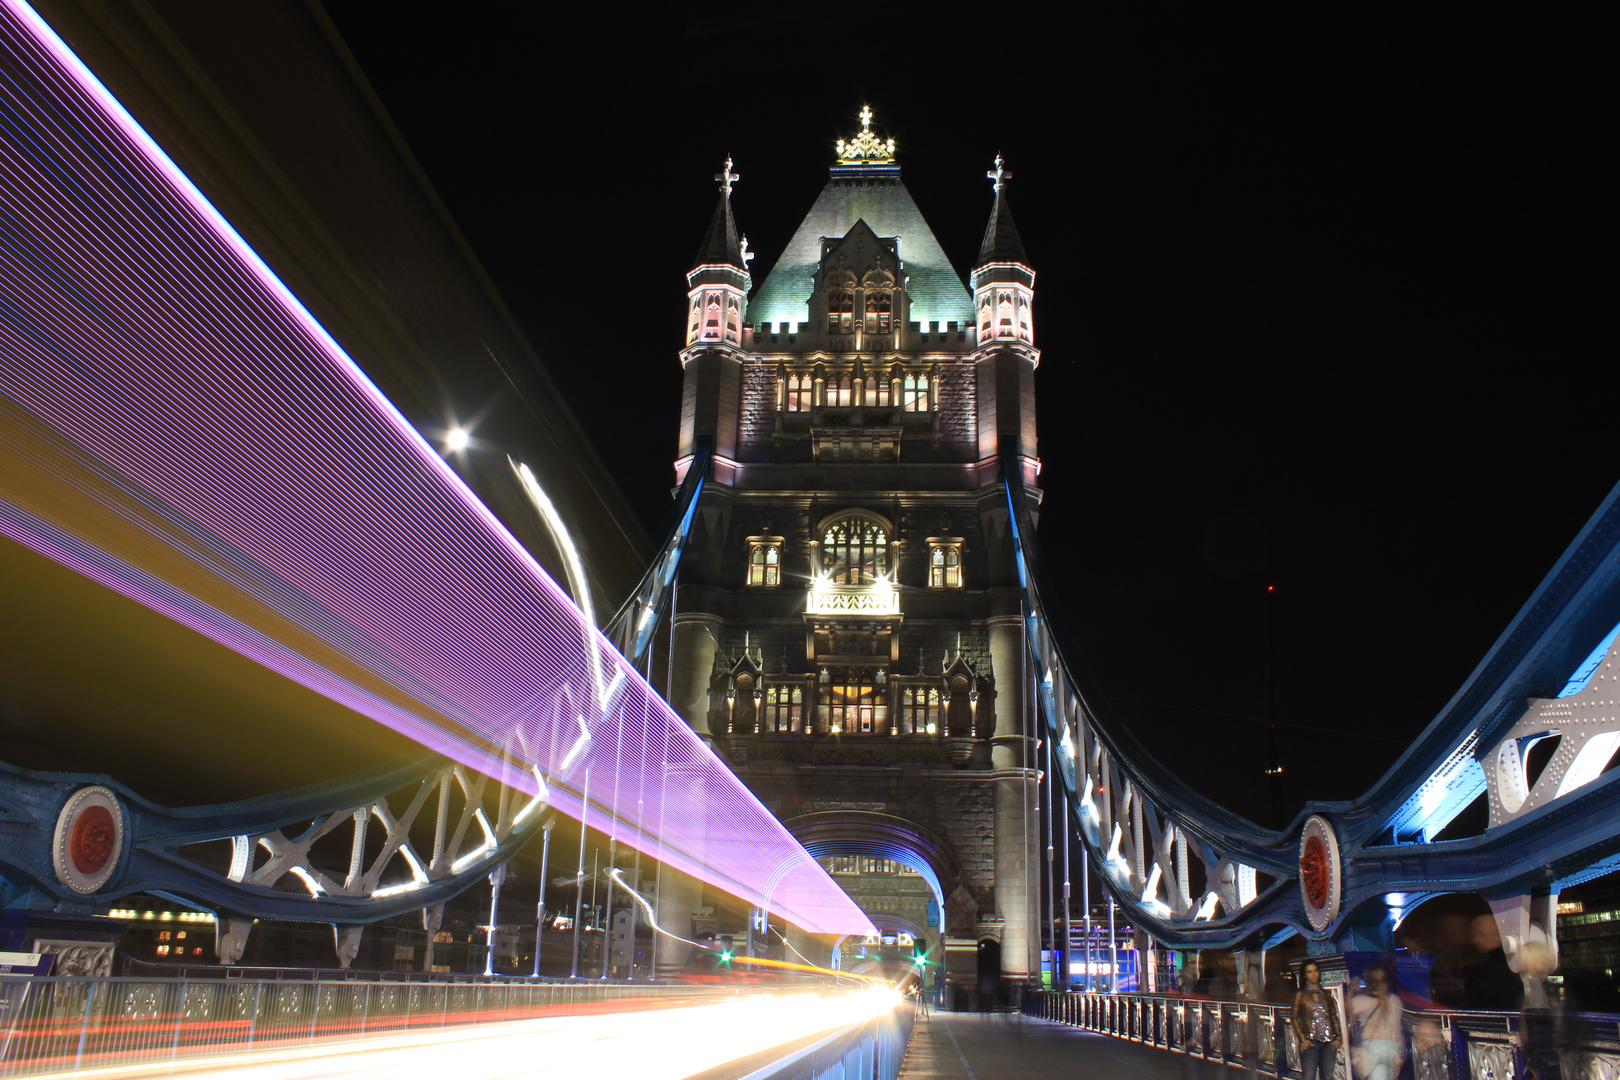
510 459 624 711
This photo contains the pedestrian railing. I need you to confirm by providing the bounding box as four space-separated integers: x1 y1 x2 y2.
742 1000 914 1080
0 976 736 1076
1023 990 1620 1079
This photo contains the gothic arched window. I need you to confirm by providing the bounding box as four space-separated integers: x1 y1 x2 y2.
820 515 889 584
784 373 812 412
819 666 885 734
902 373 930 413
865 291 892 335
979 294 993 340
828 291 853 334
762 683 804 733
746 536 782 586
825 373 853 408
929 540 963 588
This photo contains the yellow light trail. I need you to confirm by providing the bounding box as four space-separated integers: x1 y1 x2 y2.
39 988 902 1080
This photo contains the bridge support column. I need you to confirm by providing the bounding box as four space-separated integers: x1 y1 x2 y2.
333 924 363 968
1488 892 1560 971
215 917 251 965
989 611 1038 988
654 864 703 978
670 612 722 741
421 904 444 972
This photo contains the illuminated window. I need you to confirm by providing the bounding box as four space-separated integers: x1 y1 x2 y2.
747 536 783 586
828 291 853 334
784 373 812 411
704 294 722 340
866 373 891 407
762 683 804 733
998 291 1014 337
900 685 943 734
902 373 930 412
689 298 701 342
826 373 853 407
979 294 992 338
726 296 740 342
865 291 892 334
818 666 886 734
820 517 888 584
928 539 963 588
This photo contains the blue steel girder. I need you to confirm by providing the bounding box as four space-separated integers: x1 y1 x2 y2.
604 442 709 665
1003 457 1620 949
0 755 544 924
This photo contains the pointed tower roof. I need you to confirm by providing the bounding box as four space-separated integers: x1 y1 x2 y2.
976 155 1027 266
691 157 745 270
749 109 974 331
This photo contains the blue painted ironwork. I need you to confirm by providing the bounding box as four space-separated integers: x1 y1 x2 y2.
1004 458 1620 948
0 755 541 926
604 441 709 665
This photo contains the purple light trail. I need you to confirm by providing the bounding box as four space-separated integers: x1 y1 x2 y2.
0 0 871 935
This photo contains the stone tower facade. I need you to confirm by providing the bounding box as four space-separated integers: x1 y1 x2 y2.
661 112 1042 996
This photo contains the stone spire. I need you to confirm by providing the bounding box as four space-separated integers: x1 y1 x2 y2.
975 154 1028 267
691 157 745 270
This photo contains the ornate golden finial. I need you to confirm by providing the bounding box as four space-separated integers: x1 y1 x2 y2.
836 106 896 165
716 156 740 195
987 153 1012 193
739 235 754 267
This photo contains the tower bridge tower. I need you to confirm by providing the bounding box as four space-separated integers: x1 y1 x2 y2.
661 110 1043 996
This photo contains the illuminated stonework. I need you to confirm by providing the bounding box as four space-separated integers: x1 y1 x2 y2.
671 119 1045 987
807 581 901 616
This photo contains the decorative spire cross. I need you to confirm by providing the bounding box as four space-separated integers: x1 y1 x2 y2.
716 156 740 195
835 106 897 165
987 153 1012 193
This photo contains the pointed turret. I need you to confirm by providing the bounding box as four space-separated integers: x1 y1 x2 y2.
692 157 746 270
976 156 1028 266
970 155 1035 347
677 159 753 481
970 155 1040 490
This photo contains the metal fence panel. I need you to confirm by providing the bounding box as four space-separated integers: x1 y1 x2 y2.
1023 991 1620 1080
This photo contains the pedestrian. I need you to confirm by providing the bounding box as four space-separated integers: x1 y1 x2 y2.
1349 966 1404 1079
1465 915 1523 1011
1292 960 1342 1080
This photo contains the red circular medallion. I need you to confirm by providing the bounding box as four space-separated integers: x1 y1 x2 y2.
1300 834 1329 908
70 805 117 876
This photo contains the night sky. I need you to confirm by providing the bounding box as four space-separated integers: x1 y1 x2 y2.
318 7 1610 829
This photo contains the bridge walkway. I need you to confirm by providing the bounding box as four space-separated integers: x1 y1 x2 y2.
899 1010 1214 1079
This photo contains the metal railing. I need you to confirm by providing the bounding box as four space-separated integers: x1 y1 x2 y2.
1023 991 1620 1079
741 1001 914 1080
0 976 733 1076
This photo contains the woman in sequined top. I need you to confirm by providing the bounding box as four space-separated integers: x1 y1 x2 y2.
1291 961 1342 1080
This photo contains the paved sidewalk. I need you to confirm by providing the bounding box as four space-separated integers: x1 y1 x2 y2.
900 1010 1240 1079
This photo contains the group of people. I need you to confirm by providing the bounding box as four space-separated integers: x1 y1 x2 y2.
1290 959 1405 1080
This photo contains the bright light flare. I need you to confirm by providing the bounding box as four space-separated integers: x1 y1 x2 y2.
445 427 469 451
40 990 903 1080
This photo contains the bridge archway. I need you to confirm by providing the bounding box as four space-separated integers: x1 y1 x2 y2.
785 810 964 919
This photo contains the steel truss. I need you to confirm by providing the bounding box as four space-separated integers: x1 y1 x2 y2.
1004 460 1620 950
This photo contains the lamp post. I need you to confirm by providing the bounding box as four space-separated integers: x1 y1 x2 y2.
531 814 555 978
571 768 590 978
